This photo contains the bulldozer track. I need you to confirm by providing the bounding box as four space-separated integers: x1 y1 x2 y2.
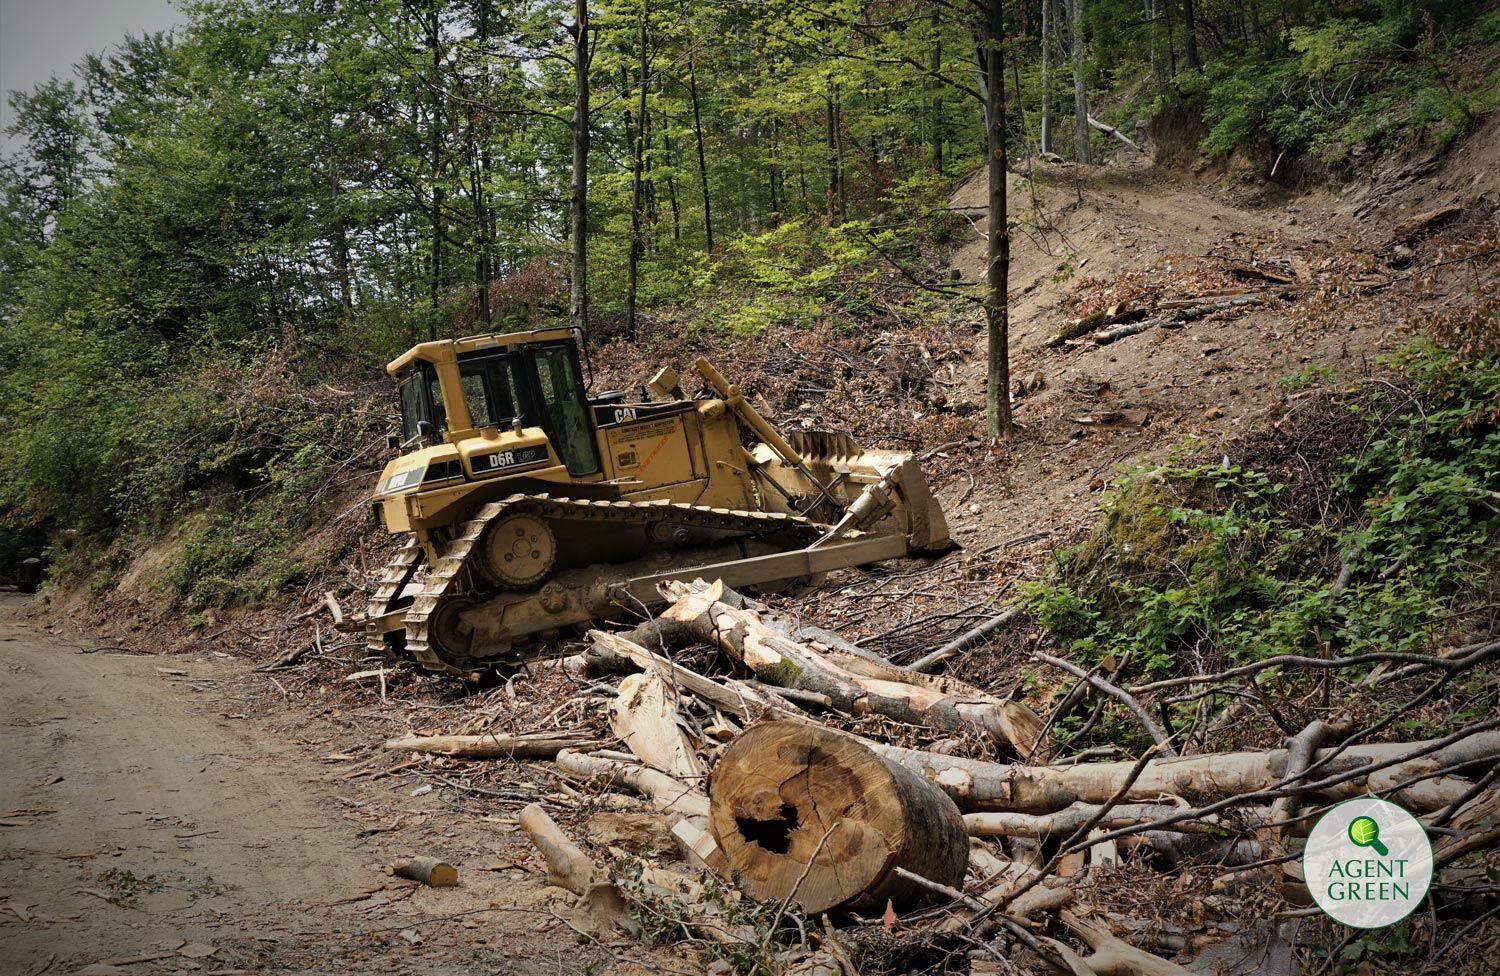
380 494 821 673
365 535 424 661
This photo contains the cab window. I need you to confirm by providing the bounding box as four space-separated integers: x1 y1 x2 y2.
459 357 522 430
529 346 600 475
398 365 446 443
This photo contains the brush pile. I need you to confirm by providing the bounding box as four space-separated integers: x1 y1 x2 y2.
374 577 1500 976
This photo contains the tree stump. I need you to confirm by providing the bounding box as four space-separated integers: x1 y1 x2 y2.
708 721 968 915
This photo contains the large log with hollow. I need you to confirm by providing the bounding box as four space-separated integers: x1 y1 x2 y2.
871 732 1498 813
708 720 969 915
660 580 1050 759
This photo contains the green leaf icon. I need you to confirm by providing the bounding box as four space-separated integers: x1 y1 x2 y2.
1349 816 1389 856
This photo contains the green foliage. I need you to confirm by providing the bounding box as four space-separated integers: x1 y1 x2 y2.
1026 343 1500 686
1193 5 1496 167
1278 363 1338 390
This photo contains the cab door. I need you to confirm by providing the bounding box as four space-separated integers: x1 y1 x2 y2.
524 344 602 476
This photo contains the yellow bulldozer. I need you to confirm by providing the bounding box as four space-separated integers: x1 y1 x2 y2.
366 326 951 674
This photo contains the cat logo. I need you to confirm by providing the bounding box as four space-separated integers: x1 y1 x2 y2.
613 407 638 424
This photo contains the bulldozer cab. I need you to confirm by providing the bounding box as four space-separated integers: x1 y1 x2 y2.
394 331 601 476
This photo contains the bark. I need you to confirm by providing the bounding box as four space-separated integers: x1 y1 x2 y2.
393 856 458 887
659 581 1049 758
1063 910 1198 976
1040 0 1053 155
683 21 713 253
964 802 1264 837
977 0 1012 436
383 732 604 759
1068 0 1091 164
569 0 591 333
624 0 648 341
520 803 598 895
584 630 801 725
872 733 1499 813
708 720 968 915
1180 0 1200 70
931 10 945 172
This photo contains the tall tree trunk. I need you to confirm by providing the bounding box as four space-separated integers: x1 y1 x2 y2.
474 0 493 327
569 0 592 334
685 39 714 254
625 0 648 342
1181 0 1200 70
931 10 944 172
663 128 681 243
1041 0 1054 154
426 4 444 340
1068 0 1091 164
980 0 1011 436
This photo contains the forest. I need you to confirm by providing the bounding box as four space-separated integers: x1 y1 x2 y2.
1 1 1499 973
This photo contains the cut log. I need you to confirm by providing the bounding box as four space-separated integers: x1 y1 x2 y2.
660 581 1050 759
519 803 598 895
872 733 1496 813
607 670 704 779
708 721 969 915
556 749 710 819
382 732 604 760
672 818 730 877
393 856 458 887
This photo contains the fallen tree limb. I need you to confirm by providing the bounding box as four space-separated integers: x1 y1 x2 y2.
908 605 1025 673
660 580 1049 759
873 731 1497 813
519 803 597 895
556 749 709 819
1094 293 1268 346
1061 910 1198 976
1087 115 1142 151
383 732 605 760
964 801 1254 838
585 630 808 725
1034 652 1176 757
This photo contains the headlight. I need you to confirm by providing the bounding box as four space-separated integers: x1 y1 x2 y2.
380 466 425 494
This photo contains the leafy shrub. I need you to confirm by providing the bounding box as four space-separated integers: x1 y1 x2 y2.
1026 343 1500 683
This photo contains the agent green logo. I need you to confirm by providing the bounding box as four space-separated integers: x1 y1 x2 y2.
1304 798 1433 928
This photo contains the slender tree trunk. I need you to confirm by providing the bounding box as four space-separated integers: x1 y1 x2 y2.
685 41 714 254
1067 0 1091 164
1181 0 1200 70
473 0 493 327
980 0 1011 436
426 4 444 340
931 11 944 173
663 128 681 242
1041 0 1053 154
625 0 648 341
569 0 591 334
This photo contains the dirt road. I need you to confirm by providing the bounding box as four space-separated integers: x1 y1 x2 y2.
0 595 622 975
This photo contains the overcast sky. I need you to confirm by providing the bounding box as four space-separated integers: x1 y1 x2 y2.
1 0 182 151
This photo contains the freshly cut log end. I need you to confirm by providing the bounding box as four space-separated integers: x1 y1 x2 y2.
709 721 968 915
393 856 458 887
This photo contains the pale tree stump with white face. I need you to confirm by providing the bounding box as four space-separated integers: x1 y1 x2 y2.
708 721 969 915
